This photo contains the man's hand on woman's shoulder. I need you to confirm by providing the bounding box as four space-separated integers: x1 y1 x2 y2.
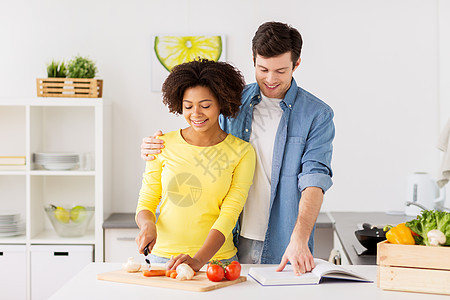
141 130 165 161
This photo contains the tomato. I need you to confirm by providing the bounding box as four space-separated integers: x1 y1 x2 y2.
206 263 225 282
224 261 241 281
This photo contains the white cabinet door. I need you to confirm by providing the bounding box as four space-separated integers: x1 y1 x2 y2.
31 245 93 300
104 228 142 263
0 245 26 300
332 231 350 265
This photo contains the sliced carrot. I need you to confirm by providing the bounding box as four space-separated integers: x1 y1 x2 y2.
170 271 178 279
143 269 167 277
165 270 171 277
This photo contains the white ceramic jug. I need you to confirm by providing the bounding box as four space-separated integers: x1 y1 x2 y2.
405 172 446 216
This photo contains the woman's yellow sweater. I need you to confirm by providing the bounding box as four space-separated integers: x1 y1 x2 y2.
137 129 255 260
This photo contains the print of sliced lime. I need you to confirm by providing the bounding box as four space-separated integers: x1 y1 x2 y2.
154 36 222 72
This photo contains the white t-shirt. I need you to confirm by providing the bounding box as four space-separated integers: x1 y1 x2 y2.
240 93 283 241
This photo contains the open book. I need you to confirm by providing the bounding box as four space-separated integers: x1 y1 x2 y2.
248 258 372 286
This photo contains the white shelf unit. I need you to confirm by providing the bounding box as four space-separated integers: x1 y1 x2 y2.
0 98 111 299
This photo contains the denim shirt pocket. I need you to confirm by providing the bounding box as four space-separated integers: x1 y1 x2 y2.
280 136 305 176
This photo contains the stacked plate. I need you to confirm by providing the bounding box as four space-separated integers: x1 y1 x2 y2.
0 211 25 237
34 153 79 170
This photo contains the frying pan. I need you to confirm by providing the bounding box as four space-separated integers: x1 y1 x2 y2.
354 223 386 251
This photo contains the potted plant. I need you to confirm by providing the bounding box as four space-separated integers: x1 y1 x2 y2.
37 55 102 98
47 60 68 78
67 55 98 79
43 60 68 95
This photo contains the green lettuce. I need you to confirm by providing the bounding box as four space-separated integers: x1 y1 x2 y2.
405 210 450 246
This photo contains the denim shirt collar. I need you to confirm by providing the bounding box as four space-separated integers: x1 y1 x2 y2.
249 86 262 105
282 78 299 109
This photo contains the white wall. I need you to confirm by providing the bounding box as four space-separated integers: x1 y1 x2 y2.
438 0 450 208
1 0 448 213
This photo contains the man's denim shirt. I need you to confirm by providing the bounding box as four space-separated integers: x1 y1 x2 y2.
219 78 335 264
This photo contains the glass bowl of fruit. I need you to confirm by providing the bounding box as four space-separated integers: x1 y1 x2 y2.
44 204 94 237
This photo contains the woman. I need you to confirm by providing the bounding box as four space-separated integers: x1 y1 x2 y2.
135 58 256 272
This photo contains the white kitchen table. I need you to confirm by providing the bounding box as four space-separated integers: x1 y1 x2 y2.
50 263 446 300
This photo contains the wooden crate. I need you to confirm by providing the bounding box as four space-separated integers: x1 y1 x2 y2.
377 240 450 295
36 78 103 98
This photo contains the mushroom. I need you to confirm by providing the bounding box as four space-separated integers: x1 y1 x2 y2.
427 229 446 246
176 263 195 280
122 257 142 273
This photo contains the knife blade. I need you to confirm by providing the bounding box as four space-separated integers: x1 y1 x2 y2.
143 244 151 271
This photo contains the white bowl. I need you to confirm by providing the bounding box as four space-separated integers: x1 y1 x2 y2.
45 206 94 237
41 163 78 170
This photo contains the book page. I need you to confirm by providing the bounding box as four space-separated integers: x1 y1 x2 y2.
311 258 345 276
311 259 370 282
248 259 371 286
248 265 320 285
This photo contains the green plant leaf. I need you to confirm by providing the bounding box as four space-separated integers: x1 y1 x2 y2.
46 60 68 78
67 55 98 78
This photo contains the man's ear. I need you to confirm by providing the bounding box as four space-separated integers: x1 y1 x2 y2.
293 57 301 71
252 55 256 67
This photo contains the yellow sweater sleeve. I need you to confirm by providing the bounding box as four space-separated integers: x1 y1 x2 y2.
136 157 162 220
211 144 256 237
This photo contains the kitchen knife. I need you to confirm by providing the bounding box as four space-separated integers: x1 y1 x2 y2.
143 244 151 271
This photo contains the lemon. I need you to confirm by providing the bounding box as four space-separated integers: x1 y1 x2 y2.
54 207 70 224
154 36 222 71
70 205 87 223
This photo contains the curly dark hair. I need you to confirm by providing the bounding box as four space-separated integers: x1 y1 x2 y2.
161 58 245 118
252 21 303 69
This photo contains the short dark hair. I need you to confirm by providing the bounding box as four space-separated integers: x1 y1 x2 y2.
161 59 245 118
252 21 303 68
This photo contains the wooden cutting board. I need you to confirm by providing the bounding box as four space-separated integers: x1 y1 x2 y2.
97 268 247 292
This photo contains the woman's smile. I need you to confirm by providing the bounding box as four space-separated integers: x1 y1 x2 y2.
191 119 208 126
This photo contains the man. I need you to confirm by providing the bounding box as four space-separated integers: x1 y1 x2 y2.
141 21 334 275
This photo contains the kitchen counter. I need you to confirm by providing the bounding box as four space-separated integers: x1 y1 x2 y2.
103 213 333 229
49 263 447 300
330 212 411 265
103 212 335 261
103 212 413 265
103 213 139 229
103 212 334 229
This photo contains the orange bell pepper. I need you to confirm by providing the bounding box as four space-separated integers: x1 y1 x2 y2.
385 223 415 245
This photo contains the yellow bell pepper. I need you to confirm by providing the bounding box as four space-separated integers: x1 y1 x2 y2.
385 223 415 245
